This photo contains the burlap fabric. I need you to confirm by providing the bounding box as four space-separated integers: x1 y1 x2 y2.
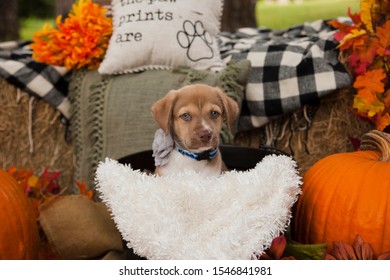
39 195 123 259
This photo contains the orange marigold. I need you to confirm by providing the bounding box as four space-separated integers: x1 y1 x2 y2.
31 0 112 70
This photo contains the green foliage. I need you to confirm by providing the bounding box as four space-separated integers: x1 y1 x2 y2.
256 0 360 29
20 18 54 41
284 241 327 260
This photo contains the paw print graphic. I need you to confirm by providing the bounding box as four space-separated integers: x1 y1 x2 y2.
177 20 214 62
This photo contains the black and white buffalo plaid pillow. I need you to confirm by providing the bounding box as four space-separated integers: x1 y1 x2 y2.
219 19 352 131
0 41 71 119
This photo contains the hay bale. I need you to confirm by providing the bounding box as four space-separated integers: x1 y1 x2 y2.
235 88 375 175
0 78 74 190
0 74 374 187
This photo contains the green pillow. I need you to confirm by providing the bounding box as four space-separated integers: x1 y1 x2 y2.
69 60 250 186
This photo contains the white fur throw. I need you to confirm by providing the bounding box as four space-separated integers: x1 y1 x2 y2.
95 154 301 260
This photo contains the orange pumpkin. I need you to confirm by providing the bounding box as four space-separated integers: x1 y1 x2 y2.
0 169 40 259
293 130 390 258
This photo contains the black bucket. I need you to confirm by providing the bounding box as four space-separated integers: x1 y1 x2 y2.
118 145 288 172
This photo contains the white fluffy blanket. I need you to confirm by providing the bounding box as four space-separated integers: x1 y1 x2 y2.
95 155 301 260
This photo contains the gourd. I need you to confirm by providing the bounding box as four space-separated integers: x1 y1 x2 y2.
293 130 390 257
0 169 40 259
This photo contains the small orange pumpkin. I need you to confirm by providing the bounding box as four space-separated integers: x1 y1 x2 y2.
293 130 390 257
0 169 40 259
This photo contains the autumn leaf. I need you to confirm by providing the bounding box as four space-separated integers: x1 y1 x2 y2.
6 167 66 216
347 7 363 25
260 235 296 260
40 168 62 194
334 2 390 131
268 235 287 260
360 0 376 32
384 89 390 107
346 34 380 76
352 235 374 260
327 20 355 42
7 167 34 194
348 52 373 75
348 136 361 150
376 20 390 56
378 251 390 260
338 29 367 50
376 112 390 130
353 96 384 117
327 241 358 260
353 68 386 104
75 180 94 200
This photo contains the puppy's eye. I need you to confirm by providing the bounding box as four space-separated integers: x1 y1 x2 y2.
180 113 192 121
210 111 220 119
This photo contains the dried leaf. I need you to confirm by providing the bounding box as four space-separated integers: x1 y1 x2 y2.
325 254 337 260
27 175 39 188
348 136 361 151
348 52 372 75
330 241 357 260
327 235 378 260
347 36 380 75
338 29 367 50
360 242 374 260
376 21 390 56
259 253 271 260
268 235 287 260
376 112 390 130
7 166 17 176
327 20 354 42
353 69 386 104
352 235 366 260
353 96 384 117
75 180 94 200
360 0 376 32
41 168 61 181
378 251 390 260
384 89 390 107
334 1 390 131
348 7 362 25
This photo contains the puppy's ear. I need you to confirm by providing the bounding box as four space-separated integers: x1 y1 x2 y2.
151 90 177 134
216 88 239 130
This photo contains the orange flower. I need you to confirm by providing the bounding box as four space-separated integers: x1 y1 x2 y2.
31 0 112 70
326 235 390 260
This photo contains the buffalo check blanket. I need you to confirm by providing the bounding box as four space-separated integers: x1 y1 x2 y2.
0 19 351 130
219 19 351 131
0 41 71 119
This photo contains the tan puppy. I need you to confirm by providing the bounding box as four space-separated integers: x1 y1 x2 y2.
151 84 239 176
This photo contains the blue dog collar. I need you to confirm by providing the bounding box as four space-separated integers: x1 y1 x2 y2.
176 146 218 161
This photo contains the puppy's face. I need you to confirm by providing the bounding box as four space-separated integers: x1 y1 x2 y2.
151 85 239 152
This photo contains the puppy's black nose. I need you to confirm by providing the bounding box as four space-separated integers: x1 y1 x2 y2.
199 130 212 142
